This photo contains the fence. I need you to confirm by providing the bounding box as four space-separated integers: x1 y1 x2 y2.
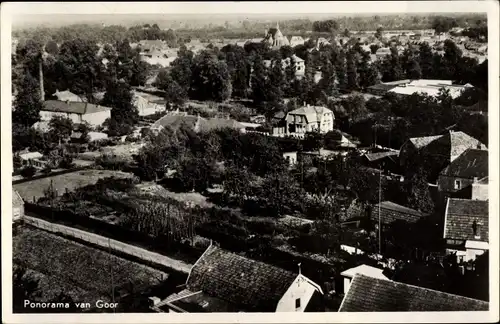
23 216 192 274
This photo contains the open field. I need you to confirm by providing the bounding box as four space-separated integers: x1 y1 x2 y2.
13 169 135 202
13 226 169 305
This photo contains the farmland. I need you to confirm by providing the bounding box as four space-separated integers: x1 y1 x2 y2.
13 226 169 309
13 169 135 202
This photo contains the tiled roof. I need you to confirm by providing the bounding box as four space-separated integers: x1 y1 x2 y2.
409 135 443 149
12 189 24 209
287 106 333 124
187 245 299 312
448 131 487 158
376 201 426 217
43 100 111 115
444 198 489 242
339 274 489 312
440 149 488 179
371 201 427 225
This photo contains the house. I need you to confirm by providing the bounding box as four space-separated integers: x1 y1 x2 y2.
338 274 489 312
289 36 305 47
387 79 474 99
438 149 488 197
153 245 324 312
363 150 400 173
41 101 112 127
12 189 25 222
399 131 487 179
151 113 245 135
133 91 165 116
370 201 428 226
284 105 334 137
19 151 46 169
340 265 389 294
444 198 489 262
263 22 290 49
52 90 85 102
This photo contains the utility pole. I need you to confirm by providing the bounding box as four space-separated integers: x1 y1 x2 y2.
378 169 382 257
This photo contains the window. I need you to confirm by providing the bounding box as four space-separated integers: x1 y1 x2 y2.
295 298 301 309
454 180 461 190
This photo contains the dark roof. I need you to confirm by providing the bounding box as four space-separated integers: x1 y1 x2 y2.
365 151 399 162
187 245 299 312
445 198 489 242
440 149 488 179
339 274 489 312
43 100 111 115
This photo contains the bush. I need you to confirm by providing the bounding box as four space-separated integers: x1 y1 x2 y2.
20 166 37 178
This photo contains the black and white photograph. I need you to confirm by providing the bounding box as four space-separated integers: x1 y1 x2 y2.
1 1 498 322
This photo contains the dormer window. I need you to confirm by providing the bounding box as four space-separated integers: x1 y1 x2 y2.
472 220 480 239
295 298 301 309
454 180 461 190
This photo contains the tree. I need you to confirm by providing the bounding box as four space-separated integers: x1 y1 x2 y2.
418 42 434 79
190 50 232 102
20 166 37 178
13 266 41 313
12 72 43 128
370 44 380 54
49 115 74 144
358 51 379 89
382 47 404 82
318 58 337 96
170 46 194 91
343 29 351 38
334 49 347 91
260 171 305 217
375 27 383 40
45 40 59 55
404 167 434 213
251 55 269 106
101 80 138 136
406 58 422 79
223 45 250 98
56 39 106 102
442 39 463 81
267 55 286 104
155 70 187 108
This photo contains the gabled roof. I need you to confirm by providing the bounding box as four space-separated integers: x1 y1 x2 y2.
364 150 399 162
444 198 489 242
43 100 111 115
339 274 489 312
19 151 43 160
440 149 488 179
448 131 487 158
287 105 333 124
340 265 388 280
187 245 306 311
477 176 489 184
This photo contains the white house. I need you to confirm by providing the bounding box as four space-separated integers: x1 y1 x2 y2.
133 91 165 116
340 264 389 294
284 105 335 136
41 101 112 127
152 245 323 312
19 151 46 169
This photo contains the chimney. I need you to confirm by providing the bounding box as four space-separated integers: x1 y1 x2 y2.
39 58 45 101
476 143 482 149
298 262 302 275
473 177 479 183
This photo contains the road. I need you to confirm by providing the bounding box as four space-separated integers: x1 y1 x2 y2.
23 215 192 274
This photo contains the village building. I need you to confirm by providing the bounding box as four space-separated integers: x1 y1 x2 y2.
370 201 428 227
437 149 488 197
387 79 474 99
366 79 411 96
132 91 165 116
52 90 85 102
19 151 46 169
12 189 25 222
289 36 305 47
272 105 334 138
152 245 324 312
338 274 489 312
363 150 400 174
444 198 489 262
263 54 305 76
263 22 290 49
399 131 487 174
41 100 112 127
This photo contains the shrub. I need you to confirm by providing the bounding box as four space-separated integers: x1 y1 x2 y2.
20 166 37 178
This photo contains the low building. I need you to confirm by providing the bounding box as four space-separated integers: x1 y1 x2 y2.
340 265 389 294
133 91 165 116
387 79 474 99
370 201 428 226
363 150 400 174
366 80 411 96
41 101 112 127
444 198 489 262
12 189 25 222
52 90 85 102
19 151 46 169
338 274 489 312
153 245 324 312
438 148 488 197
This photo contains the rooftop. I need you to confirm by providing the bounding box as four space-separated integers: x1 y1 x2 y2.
12 189 24 209
374 201 427 218
43 100 111 115
187 245 301 312
364 150 399 162
440 149 488 179
287 105 333 124
19 151 43 160
444 198 489 242
339 274 489 312
340 265 388 280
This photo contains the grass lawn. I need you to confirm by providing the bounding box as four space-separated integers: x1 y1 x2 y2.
13 226 169 305
13 169 135 202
